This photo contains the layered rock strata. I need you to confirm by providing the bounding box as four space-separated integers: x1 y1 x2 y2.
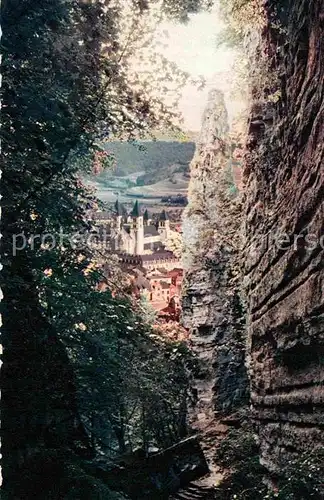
243 0 324 473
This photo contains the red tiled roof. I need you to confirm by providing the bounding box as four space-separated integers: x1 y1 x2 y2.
141 251 175 262
157 267 169 274
168 268 183 277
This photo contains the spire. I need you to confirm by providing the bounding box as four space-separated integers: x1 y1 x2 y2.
143 209 149 222
114 199 122 215
115 199 127 216
130 200 140 218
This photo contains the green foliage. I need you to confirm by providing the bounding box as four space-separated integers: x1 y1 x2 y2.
1 0 205 496
98 140 195 177
214 419 268 499
215 25 245 49
160 0 214 21
228 184 239 197
216 0 248 48
223 163 239 199
215 425 259 468
215 421 324 500
270 449 324 500
8 449 127 500
216 0 265 50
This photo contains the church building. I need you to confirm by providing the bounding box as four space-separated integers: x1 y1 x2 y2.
111 200 171 256
92 200 183 313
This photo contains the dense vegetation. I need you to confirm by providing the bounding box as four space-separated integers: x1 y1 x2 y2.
4 0 318 498
214 415 324 499
1 0 209 497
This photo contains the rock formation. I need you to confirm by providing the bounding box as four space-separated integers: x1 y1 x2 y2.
243 0 324 473
182 89 249 434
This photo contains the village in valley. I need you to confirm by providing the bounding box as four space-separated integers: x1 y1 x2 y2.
89 199 186 335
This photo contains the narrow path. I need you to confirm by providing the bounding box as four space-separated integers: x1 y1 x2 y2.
170 422 229 499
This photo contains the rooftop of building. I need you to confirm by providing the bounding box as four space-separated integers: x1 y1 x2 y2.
140 251 176 262
92 200 170 227
90 210 112 221
168 268 184 277
157 267 169 274
160 281 171 290
114 199 128 217
144 225 159 237
159 209 169 221
144 242 162 251
149 274 171 280
122 226 132 236
130 200 140 217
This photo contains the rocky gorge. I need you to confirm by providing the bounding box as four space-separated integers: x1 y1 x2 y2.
243 0 324 474
2 0 323 498
181 0 324 493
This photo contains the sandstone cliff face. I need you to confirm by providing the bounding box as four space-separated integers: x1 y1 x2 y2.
182 90 248 433
243 0 324 473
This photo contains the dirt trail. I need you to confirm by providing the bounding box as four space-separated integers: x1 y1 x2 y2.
170 421 230 499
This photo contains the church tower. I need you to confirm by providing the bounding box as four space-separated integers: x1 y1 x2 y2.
130 200 144 255
143 209 151 226
158 210 170 241
114 199 123 231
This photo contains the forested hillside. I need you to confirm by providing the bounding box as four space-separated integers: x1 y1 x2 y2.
102 141 196 176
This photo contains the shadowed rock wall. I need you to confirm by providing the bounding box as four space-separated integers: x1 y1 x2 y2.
243 0 324 473
182 90 248 433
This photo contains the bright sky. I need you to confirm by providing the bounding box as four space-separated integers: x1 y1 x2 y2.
158 9 237 131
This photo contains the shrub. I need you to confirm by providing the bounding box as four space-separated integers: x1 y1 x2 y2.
215 425 259 468
5 449 127 500
270 448 324 500
214 420 324 500
214 420 268 499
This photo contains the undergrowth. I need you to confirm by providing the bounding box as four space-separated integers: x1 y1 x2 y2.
214 418 324 500
214 419 268 499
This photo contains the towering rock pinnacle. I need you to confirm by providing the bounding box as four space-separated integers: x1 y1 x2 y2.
198 89 229 147
182 89 248 436
182 90 229 275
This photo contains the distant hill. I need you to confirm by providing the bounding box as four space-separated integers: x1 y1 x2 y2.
136 162 190 186
112 128 199 142
146 130 200 142
102 141 196 177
